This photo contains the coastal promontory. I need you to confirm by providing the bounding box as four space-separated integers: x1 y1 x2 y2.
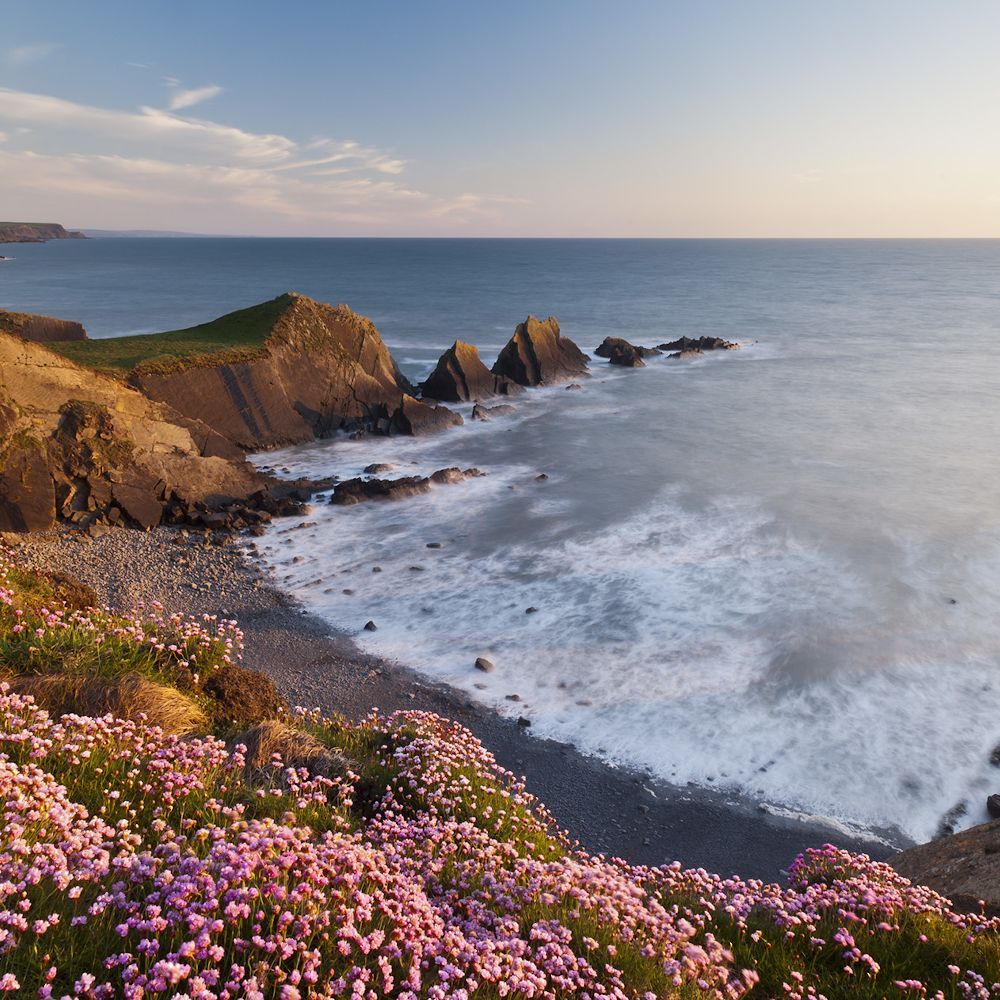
0 221 87 243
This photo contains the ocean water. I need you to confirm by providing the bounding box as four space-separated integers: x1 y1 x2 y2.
5 237 1000 844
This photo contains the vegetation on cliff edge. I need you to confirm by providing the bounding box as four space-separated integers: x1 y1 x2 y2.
1 545 999 998
47 294 293 375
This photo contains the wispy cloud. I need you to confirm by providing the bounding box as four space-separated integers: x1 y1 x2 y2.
167 83 223 111
0 86 516 233
4 42 62 67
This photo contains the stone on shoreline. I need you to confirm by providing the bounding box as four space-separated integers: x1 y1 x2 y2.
475 657 494 672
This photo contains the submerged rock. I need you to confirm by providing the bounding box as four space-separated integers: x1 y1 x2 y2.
668 348 705 359
492 315 589 386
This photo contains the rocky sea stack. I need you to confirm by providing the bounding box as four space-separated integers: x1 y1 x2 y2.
421 340 521 402
492 315 590 386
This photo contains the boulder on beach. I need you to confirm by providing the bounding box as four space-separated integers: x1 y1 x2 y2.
657 335 739 352
330 467 484 505
421 340 522 402
492 316 589 386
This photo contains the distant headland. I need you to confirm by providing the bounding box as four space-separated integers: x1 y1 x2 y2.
0 221 87 244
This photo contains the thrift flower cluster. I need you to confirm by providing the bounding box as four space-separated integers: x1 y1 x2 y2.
3 688 1000 998
0 548 242 690
0 548 999 998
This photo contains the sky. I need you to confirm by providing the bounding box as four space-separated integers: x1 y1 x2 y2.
2 1 1000 237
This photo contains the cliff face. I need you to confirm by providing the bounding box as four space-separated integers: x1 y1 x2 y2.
0 308 88 343
0 333 261 533
0 222 87 244
131 293 460 450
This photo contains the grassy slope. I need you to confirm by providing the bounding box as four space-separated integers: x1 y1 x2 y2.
47 293 292 375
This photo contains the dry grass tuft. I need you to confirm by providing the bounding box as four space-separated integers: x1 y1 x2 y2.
203 662 286 728
234 720 350 781
8 671 206 735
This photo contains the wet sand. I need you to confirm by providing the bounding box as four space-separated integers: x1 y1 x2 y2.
9 525 896 881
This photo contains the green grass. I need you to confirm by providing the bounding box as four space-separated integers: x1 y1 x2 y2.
47 293 293 375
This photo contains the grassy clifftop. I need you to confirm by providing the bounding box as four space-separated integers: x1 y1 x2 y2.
48 294 293 375
1 545 999 998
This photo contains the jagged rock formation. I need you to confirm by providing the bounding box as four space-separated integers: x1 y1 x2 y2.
668 348 705 359
386 394 464 436
594 337 661 368
657 335 739 352
891 818 1000 916
0 308 88 343
421 340 521 402
0 332 263 533
0 222 86 243
130 293 461 448
330 468 484 505
492 316 589 387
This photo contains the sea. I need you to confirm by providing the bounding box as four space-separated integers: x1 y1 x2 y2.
5 236 1000 846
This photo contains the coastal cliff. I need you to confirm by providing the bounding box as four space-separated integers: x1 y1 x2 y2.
0 307 88 343
0 221 87 243
51 292 464 450
0 332 262 532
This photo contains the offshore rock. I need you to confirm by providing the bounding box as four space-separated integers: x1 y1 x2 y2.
387 394 463 436
492 316 589 386
595 337 661 362
595 337 660 368
421 340 521 402
330 467 483 506
668 348 705 359
657 335 739 352
471 403 517 421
